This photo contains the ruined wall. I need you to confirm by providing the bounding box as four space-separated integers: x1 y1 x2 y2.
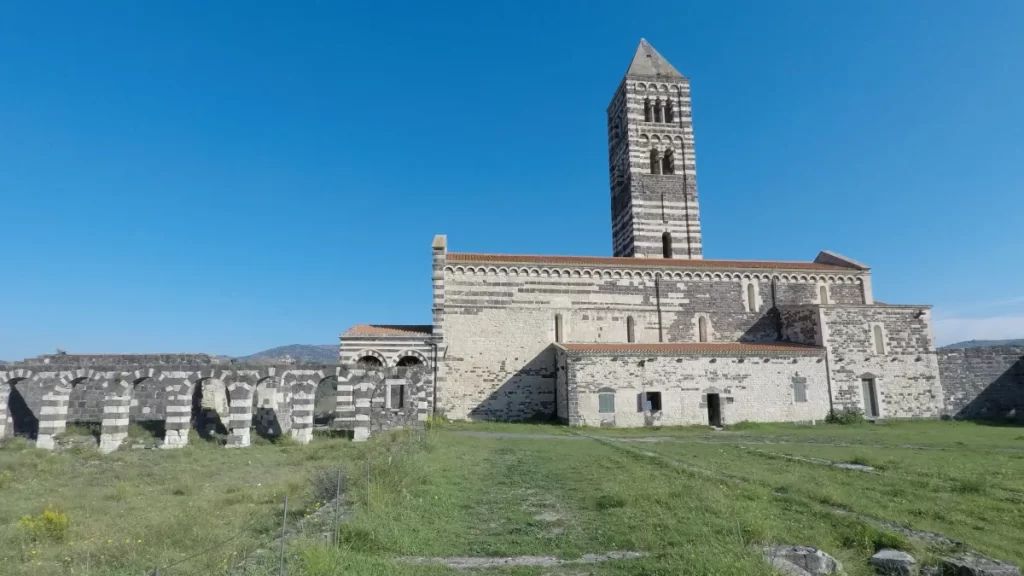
442 263 866 420
938 347 1024 420
67 379 106 423
561 351 828 427
1 363 426 451
821 306 942 418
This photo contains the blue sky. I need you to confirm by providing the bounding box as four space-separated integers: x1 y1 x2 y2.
1 1 1022 359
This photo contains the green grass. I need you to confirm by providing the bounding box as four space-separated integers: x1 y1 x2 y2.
2 421 1022 575
0 434 357 575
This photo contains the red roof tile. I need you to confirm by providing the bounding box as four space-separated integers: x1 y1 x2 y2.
342 325 433 337
447 253 852 272
557 342 823 354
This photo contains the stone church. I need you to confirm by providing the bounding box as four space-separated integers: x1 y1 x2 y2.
345 39 943 427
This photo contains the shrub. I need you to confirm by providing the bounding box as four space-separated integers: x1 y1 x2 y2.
952 476 988 494
425 414 450 430
839 522 911 553
595 493 627 511
825 408 865 425
311 465 347 504
18 505 70 541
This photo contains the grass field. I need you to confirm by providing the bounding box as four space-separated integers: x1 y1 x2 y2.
1 421 1022 575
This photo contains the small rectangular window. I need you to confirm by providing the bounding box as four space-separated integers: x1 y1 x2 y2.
644 391 662 412
793 381 807 403
598 392 615 414
555 314 563 343
390 384 405 409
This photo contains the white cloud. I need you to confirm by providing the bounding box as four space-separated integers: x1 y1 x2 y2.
932 315 1024 346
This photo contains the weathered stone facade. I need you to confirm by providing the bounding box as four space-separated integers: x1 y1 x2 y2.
0 354 429 452
399 40 952 426
438 252 874 421
937 347 1024 420
556 343 828 427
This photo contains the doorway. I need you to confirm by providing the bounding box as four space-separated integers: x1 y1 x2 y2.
861 378 879 418
707 393 722 427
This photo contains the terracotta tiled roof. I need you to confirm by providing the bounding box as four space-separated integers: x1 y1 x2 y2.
557 342 824 355
342 325 433 337
447 253 851 272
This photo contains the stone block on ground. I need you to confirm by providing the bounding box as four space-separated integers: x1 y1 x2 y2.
940 554 1020 576
763 546 841 576
871 549 917 575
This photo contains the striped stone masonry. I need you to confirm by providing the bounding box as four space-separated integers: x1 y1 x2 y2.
0 362 431 452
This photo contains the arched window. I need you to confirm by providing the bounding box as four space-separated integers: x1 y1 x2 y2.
819 285 829 305
396 356 422 367
598 389 615 414
698 316 709 343
661 148 674 175
873 325 885 354
650 148 661 175
644 99 652 122
356 356 383 368
627 316 636 343
747 283 757 312
662 232 673 258
654 99 664 123
665 100 674 123
555 313 563 343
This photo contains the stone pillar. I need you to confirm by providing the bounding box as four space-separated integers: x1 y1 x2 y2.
162 379 192 449
336 373 355 430
412 370 429 423
36 379 69 450
226 379 254 448
352 371 379 442
0 382 8 439
288 378 315 444
99 392 130 454
431 234 447 416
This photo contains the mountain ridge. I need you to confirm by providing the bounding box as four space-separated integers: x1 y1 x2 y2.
236 344 337 363
940 338 1024 350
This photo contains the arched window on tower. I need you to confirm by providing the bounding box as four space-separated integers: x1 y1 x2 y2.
665 99 675 123
650 148 661 175
661 148 675 175
698 316 709 343
627 316 636 343
644 99 652 122
747 283 758 313
662 231 673 258
555 313 563 343
819 285 829 305
654 99 664 123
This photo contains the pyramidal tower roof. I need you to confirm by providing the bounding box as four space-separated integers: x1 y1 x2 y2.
625 38 685 79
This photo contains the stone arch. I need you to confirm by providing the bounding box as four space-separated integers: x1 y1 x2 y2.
252 375 286 439
313 374 339 427
188 371 232 441
66 372 108 439
392 349 429 368
121 372 168 440
353 349 387 368
1 370 42 439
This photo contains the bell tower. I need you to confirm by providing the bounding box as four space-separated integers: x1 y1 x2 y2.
608 39 702 259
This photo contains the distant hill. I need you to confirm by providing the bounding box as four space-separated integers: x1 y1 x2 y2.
941 339 1024 350
237 344 337 363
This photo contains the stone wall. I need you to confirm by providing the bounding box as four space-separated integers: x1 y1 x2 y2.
938 347 1024 420
556 347 829 427
442 260 867 420
820 306 942 418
